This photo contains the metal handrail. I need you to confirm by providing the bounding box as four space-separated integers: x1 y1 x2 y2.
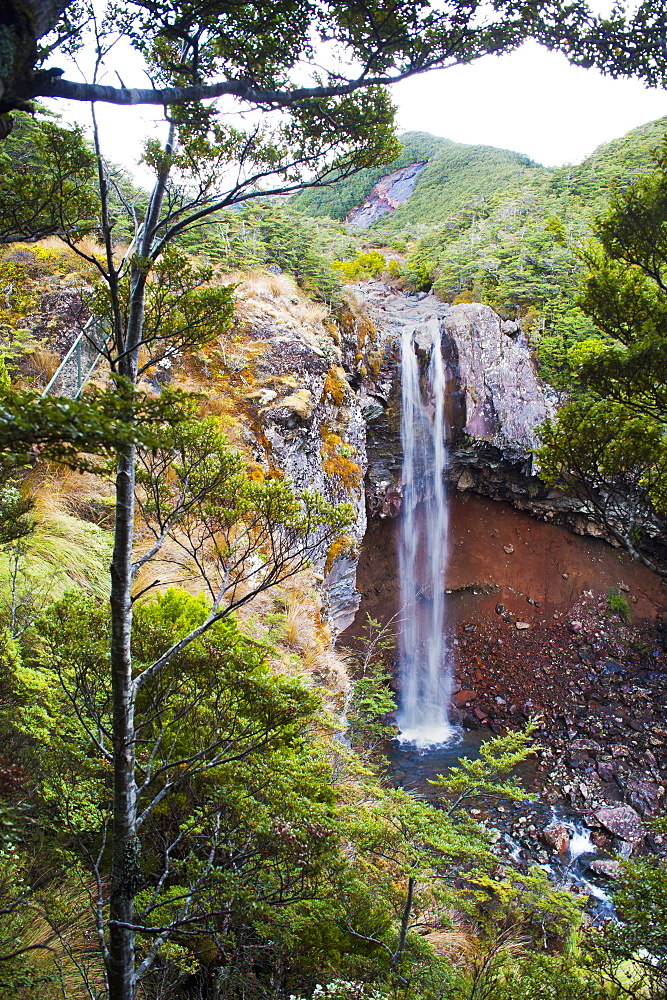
42 230 140 398
42 315 110 398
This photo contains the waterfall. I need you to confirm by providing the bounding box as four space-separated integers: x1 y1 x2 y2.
396 314 454 747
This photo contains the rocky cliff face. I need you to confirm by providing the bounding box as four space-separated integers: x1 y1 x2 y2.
345 162 426 228
354 283 566 521
441 302 554 464
228 274 370 636
233 277 593 638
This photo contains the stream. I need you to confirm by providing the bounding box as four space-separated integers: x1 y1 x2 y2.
385 731 617 920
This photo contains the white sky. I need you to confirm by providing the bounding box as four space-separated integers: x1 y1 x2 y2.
394 39 667 166
51 38 667 186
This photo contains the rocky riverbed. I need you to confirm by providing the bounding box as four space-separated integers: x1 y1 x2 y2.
381 595 667 912
343 490 667 910
453 589 665 877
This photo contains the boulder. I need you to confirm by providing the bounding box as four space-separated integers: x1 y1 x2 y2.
589 859 623 879
594 805 644 846
541 821 570 854
597 760 615 783
452 689 477 707
626 777 663 817
441 303 554 465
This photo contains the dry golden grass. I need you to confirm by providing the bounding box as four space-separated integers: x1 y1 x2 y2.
24 347 61 384
26 463 113 523
229 269 329 338
235 574 352 701
426 927 478 964
4 879 106 1000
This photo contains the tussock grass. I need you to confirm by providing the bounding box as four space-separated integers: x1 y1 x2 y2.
0 874 105 999
24 348 61 385
0 469 112 624
230 269 329 335
26 464 114 526
237 574 352 702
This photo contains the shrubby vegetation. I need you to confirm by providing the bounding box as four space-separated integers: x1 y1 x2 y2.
294 120 667 384
537 139 667 576
3 4 667 994
0 591 597 998
177 203 353 302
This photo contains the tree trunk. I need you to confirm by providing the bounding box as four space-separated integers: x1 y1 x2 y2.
391 875 415 970
108 444 139 1000
105 147 169 998
0 0 72 113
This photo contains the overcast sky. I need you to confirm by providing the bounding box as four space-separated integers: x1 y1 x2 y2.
393 40 667 166
52 38 667 186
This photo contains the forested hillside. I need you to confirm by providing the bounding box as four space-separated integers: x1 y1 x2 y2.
3 1 667 988
293 119 667 383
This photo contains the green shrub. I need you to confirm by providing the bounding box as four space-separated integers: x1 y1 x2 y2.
333 250 386 281
606 587 632 623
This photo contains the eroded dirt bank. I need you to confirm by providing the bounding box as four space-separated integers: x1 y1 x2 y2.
341 492 667 881
349 492 667 630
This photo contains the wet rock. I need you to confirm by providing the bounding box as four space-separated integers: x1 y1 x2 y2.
503 544 515 555
495 603 506 615
452 689 477 707
594 805 644 846
614 839 634 858
516 622 531 630
541 821 570 854
589 859 623 879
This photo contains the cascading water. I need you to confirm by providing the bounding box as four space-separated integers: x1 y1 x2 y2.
397 314 455 747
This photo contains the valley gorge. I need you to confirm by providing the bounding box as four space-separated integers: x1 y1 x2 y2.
5 111 667 999
237 273 667 897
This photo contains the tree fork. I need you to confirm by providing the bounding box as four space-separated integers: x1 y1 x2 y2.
0 0 70 115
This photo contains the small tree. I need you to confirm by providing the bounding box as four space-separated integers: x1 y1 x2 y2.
585 858 667 1000
537 143 667 575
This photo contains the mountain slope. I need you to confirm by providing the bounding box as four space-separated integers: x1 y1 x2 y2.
291 131 543 232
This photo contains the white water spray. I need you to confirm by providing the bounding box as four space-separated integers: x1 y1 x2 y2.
397 314 454 747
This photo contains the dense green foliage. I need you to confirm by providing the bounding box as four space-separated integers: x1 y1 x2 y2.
0 609 588 999
178 203 352 300
294 120 667 375
537 140 667 575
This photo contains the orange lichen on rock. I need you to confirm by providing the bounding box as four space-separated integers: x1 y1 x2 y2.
320 428 362 493
324 534 358 574
322 365 350 407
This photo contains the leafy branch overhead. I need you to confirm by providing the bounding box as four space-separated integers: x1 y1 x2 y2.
4 0 667 138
